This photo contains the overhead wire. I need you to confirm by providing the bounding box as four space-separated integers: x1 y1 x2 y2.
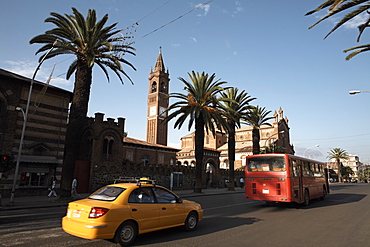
45 0 216 80
133 0 215 44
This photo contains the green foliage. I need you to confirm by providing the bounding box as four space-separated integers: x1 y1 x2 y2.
164 71 228 135
306 1 370 60
262 144 287 154
30 7 136 83
327 147 349 162
236 166 245 171
219 88 255 131
341 166 354 179
243 106 274 154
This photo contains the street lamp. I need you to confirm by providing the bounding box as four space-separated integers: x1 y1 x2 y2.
8 39 60 206
303 144 320 158
264 130 284 153
349 90 370 95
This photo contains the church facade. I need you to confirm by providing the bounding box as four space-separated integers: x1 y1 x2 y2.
176 107 295 187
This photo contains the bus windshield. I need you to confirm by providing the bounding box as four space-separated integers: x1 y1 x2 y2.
247 156 286 172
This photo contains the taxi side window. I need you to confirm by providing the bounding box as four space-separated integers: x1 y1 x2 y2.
128 188 155 203
153 187 177 203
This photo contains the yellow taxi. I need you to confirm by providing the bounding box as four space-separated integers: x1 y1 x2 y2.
62 177 203 246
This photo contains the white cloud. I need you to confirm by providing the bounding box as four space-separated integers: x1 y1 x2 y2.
195 3 210 16
234 1 244 14
3 60 72 89
190 36 197 42
343 12 369 29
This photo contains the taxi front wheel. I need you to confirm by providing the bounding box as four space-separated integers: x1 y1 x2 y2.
115 221 137 247
184 212 198 231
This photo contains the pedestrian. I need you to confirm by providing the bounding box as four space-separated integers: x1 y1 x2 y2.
71 177 78 198
239 177 244 188
48 177 58 197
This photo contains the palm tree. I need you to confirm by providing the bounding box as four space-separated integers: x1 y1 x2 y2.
327 147 349 183
30 8 136 197
164 71 228 193
219 88 255 191
243 106 274 155
306 1 370 60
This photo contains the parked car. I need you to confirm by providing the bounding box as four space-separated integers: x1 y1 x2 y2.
62 177 203 246
328 169 338 183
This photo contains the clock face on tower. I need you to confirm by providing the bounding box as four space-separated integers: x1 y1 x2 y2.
150 106 156 116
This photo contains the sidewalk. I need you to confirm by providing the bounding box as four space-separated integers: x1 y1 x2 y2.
0 187 245 211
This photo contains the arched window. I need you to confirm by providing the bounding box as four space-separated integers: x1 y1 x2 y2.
103 136 114 155
142 154 150 165
191 161 196 167
160 82 166 93
151 81 157 93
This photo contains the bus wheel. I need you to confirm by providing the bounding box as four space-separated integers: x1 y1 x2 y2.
303 190 310 206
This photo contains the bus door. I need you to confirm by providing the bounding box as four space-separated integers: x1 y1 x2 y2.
291 159 303 203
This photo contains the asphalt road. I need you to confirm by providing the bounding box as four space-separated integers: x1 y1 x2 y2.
1 183 369 247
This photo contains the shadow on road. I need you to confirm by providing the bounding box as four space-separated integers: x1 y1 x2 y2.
131 215 261 246
253 192 367 211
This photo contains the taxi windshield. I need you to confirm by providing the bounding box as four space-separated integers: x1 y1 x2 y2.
89 186 126 201
247 156 286 172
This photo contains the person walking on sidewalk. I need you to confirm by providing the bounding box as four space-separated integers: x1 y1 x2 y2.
71 177 78 198
48 177 58 197
239 177 244 189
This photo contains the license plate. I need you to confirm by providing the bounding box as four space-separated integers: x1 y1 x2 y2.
262 189 269 194
72 209 81 218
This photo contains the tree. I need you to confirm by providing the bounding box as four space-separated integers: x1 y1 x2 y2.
306 1 370 60
30 8 136 197
243 106 274 155
219 88 255 191
164 71 228 193
327 147 349 183
342 166 355 181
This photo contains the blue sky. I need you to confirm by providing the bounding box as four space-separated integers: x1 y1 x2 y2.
1 0 370 163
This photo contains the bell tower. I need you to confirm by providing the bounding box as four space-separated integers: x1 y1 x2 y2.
146 48 169 146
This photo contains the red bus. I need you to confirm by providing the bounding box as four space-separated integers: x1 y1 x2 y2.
244 153 329 206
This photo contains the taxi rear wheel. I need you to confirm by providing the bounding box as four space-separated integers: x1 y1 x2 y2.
115 221 137 247
184 212 198 231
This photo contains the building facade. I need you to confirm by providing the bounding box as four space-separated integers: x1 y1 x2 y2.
0 68 72 196
177 107 295 171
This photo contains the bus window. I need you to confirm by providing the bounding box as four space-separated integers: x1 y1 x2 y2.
247 156 286 172
292 159 298 177
302 161 311 177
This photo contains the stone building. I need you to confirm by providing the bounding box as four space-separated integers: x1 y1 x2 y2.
0 68 72 196
177 107 295 174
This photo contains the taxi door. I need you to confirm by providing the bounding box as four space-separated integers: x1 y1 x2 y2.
153 187 186 227
128 187 160 231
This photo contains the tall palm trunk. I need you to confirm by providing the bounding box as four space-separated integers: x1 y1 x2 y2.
194 114 205 193
228 126 236 191
252 127 260 155
60 62 92 197
337 159 342 183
